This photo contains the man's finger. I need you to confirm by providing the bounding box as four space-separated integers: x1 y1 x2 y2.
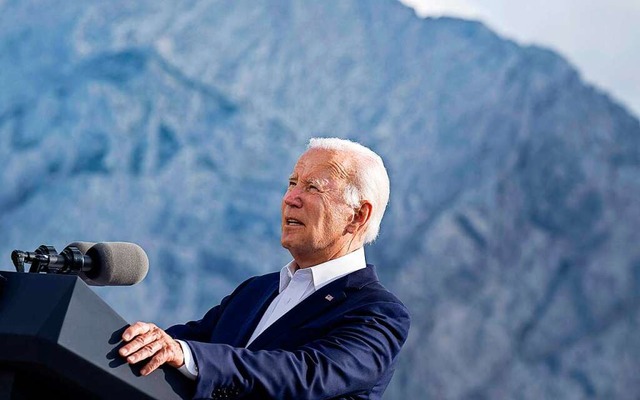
119 328 162 357
126 340 163 364
122 321 154 342
140 348 171 376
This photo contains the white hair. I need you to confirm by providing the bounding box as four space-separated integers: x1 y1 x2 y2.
307 137 390 244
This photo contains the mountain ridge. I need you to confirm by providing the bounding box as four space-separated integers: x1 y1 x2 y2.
1 1 639 398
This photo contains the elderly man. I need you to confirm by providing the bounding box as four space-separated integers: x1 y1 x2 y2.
119 138 410 399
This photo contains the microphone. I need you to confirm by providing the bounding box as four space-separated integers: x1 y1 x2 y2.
77 242 149 286
67 241 96 254
11 242 149 286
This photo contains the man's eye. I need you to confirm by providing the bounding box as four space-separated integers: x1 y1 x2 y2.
288 181 296 187
308 185 319 192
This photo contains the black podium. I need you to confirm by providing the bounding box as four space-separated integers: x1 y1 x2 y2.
0 271 192 399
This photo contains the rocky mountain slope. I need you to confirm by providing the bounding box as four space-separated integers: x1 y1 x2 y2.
1 1 639 398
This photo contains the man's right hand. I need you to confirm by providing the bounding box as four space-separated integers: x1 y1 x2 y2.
119 321 184 376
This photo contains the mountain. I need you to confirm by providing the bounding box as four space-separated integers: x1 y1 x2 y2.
1 0 639 398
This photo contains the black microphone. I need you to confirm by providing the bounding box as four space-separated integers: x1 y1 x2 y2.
11 244 90 274
11 242 149 286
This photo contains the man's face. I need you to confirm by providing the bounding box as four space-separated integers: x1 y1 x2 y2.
281 148 356 268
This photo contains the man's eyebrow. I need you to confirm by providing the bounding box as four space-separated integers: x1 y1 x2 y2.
304 177 330 187
288 175 297 181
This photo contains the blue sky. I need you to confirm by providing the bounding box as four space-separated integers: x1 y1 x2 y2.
399 0 640 117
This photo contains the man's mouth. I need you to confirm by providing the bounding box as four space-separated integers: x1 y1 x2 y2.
285 218 304 226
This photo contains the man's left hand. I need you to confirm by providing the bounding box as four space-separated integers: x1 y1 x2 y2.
119 321 184 376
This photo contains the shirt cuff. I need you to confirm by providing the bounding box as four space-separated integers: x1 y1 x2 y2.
175 339 198 380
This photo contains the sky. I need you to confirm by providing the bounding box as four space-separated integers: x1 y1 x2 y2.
398 0 640 118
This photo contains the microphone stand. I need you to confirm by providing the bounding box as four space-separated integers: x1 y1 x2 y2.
11 245 88 275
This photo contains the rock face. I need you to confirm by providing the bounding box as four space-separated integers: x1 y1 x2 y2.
1 1 639 398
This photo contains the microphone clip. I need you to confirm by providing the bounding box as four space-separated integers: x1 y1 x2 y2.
11 245 89 275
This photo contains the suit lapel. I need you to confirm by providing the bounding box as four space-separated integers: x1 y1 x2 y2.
246 265 379 350
233 278 279 347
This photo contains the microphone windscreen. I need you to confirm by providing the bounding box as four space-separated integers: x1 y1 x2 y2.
82 242 149 286
66 241 97 254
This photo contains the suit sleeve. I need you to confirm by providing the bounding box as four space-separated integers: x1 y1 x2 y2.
184 299 410 400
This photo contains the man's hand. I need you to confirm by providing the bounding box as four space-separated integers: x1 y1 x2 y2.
119 321 184 376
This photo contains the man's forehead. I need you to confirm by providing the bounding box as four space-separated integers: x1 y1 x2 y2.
291 149 352 180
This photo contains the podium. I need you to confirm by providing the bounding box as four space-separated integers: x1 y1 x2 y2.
0 271 192 399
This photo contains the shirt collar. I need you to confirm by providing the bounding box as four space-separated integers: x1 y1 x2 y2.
278 247 367 293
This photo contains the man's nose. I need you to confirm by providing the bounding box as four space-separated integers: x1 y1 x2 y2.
283 187 303 208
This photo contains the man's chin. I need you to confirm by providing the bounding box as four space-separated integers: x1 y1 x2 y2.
280 236 293 250
280 230 300 249
281 238 305 255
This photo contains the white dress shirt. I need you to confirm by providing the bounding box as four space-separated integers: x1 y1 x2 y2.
176 248 367 380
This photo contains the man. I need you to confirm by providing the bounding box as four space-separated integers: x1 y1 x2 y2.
119 138 410 399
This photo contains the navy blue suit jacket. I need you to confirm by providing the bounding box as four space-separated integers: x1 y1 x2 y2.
166 264 410 400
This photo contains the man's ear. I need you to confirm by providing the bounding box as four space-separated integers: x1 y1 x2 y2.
346 201 372 234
